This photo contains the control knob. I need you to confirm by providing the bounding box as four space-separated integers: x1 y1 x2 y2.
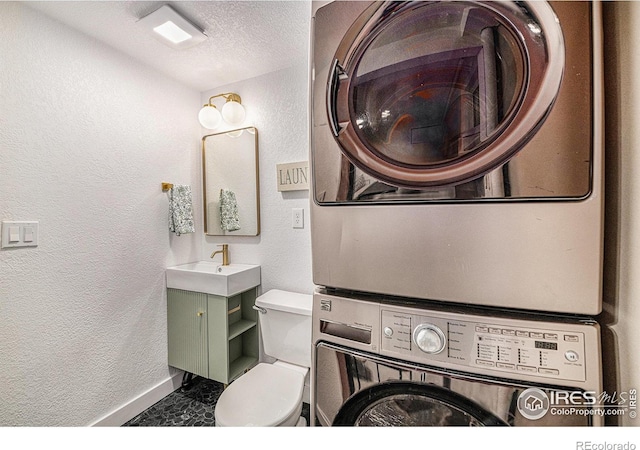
413 324 446 354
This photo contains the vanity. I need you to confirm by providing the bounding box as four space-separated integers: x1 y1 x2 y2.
165 126 262 384
165 261 261 384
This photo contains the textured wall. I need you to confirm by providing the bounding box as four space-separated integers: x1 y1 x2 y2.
200 57 315 296
0 3 201 426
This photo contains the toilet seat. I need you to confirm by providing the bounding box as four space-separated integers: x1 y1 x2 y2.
214 363 305 426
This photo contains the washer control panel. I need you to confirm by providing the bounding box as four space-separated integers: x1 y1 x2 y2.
380 309 588 382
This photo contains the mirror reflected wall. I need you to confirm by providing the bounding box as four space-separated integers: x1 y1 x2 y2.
202 127 260 236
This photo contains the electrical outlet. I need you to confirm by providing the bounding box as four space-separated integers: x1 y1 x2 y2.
292 208 304 229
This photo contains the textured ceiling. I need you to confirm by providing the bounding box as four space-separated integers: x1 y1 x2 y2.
27 1 312 92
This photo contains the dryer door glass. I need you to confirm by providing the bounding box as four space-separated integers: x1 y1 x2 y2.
332 382 506 426
351 3 525 169
325 1 574 193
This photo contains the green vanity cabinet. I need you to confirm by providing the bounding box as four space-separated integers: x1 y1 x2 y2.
167 287 259 384
166 289 209 378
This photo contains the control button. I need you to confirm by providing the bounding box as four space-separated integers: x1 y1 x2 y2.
564 334 580 342
517 365 538 373
413 324 446 354
530 332 544 339
538 368 560 375
392 344 411 351
502 329 516 336
383 327 394 337
476 359 495 367
516 330 530 338
489 327 502 334
544 333 558 340
565 350 580 362
475 326 489 333
496 362 515 370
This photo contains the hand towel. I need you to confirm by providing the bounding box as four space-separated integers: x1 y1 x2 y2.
168 184 195 236
219 188 240 232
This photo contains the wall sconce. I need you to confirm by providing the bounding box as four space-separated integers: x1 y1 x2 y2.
198 93 246 130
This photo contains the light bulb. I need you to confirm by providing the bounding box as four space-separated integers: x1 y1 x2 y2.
198 105 222 129
221 101 246 126
226 130 244 138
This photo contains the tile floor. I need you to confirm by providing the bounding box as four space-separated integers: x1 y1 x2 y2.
122 375 310 427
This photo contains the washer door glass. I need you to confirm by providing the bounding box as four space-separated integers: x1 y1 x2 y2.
332 382 507 426
328 1 565 188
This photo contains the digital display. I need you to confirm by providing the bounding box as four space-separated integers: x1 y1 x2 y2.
535 341 558 351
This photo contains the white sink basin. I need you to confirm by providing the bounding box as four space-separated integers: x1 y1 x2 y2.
166 261 260 297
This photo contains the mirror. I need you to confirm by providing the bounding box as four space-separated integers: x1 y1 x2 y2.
202 127 260 236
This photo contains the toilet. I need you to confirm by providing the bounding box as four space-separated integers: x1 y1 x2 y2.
214 289 313 427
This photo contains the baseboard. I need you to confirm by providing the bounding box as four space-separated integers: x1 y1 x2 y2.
90 371 183 427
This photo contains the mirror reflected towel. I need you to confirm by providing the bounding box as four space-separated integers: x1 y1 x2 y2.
220 188 241 232
168 184 195 236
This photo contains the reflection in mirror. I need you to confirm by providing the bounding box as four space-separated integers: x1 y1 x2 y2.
202 127 260 236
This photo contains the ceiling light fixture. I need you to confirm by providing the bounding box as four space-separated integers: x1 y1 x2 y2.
199 93 246 130
154 21 192 44
138 4 207 50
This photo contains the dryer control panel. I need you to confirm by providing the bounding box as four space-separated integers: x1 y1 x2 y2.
380 309 589 383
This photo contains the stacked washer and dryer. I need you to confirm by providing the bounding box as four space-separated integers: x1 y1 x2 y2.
309 1 605 426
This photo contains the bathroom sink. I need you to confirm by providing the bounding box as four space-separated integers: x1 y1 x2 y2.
166 261 260 296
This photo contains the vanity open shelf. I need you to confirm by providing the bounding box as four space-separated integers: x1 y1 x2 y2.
167 286 259 385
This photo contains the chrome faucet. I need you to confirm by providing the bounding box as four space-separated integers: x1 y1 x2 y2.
210 244 229 266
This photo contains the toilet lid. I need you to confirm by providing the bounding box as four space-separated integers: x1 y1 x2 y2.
215 363 305 427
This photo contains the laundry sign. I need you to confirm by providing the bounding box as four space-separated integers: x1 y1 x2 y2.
277 161 309 192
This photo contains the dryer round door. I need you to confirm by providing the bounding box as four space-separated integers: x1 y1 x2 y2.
327 1 565 188
332 382 507 426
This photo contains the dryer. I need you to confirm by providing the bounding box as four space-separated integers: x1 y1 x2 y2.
310 1 604 315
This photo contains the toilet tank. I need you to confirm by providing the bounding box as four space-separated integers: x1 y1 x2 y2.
255 290 313 367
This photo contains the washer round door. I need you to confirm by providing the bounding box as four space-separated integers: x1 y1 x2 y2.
327 1 565 188
332 382 507 426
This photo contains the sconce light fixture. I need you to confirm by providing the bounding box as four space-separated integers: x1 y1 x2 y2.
199 93 246 130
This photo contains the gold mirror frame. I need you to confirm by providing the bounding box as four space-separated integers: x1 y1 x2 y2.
202 127 260 236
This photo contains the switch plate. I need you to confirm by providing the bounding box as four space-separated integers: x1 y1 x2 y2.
292 208 304 229
1 221 38 249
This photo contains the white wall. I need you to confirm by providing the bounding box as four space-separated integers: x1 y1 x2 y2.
0 3 202 426
200 64 315 296
603 2 640 428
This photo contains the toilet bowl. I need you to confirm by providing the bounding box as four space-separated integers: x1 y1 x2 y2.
214 290 313 427
215 362 307 426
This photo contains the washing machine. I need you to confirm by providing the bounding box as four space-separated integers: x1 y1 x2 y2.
310 1 604 315
311 290 604 426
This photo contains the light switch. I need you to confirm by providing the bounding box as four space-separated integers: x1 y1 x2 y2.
2 221 38 249
8 226 20 242
23 227 34 242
